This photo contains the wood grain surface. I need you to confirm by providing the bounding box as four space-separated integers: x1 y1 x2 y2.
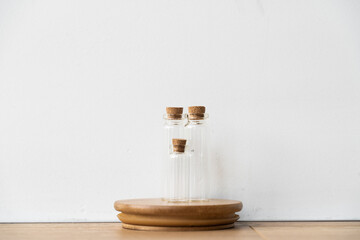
114 198 243 230
1 222 360 240
121 223 235 231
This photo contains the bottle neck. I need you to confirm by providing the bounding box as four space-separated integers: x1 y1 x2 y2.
187 118 207 125
163 114 187 125
188 113 209 124
164 119 187 126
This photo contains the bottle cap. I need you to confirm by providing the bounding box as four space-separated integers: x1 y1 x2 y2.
172 138 187 153
166 107 183 120
188 106 206 120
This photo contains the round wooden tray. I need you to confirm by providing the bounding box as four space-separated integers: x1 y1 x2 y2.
114 198 243 231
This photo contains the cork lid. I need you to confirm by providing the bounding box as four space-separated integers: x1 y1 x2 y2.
166 107 184 120
172 138 187 153
188 106 206 120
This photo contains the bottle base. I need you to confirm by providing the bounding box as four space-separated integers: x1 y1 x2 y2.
189 199 209 202
161 198 209 203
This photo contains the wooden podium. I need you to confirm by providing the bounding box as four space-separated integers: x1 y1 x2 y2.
114 198 242 231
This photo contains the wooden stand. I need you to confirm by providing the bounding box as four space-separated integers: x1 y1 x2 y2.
114 198 242 231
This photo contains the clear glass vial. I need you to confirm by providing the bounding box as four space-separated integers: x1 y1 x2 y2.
186 106 209 201
162 107 187 200
166 139 190 202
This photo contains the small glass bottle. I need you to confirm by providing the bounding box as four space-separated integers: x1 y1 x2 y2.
186 106 209 201
162 107 187 200
166 139 189 202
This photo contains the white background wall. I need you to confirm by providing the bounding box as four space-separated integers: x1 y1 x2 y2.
1 0 360 222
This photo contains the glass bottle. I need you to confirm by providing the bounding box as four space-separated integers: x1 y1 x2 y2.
186 106 209 201
166 139 190 202
162 107 187 200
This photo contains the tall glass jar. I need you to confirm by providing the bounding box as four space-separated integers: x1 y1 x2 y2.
162 107 187 200
186 106 209 201
166 139 189 202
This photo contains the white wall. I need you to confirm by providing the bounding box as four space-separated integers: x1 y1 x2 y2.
1 0 360 222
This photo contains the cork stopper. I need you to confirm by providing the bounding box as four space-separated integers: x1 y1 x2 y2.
172 138 187 153
166 107 183 120
188 106 206 120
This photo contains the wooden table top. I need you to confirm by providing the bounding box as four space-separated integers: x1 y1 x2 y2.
0 222 359 240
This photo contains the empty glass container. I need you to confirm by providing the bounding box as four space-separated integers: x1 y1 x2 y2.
162 107 187 200
186 106 209 201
